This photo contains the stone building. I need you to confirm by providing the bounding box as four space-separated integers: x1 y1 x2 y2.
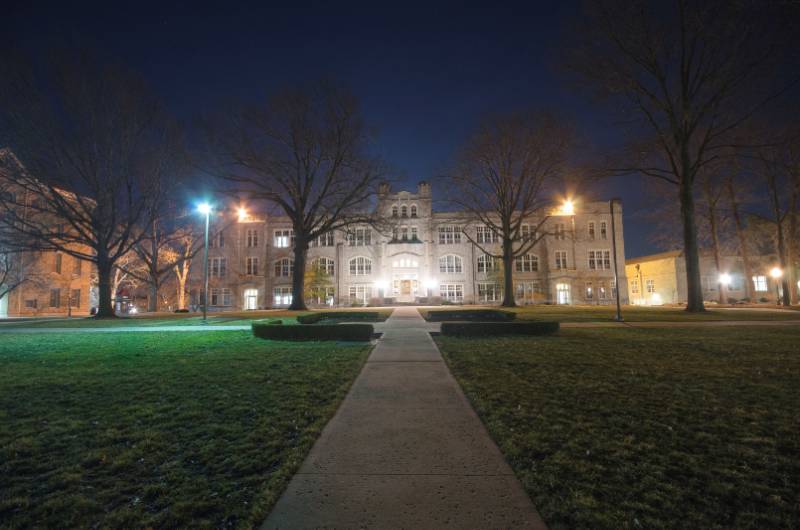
187 182 629 309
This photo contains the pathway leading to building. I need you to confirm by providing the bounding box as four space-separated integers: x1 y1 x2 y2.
262 306 547 529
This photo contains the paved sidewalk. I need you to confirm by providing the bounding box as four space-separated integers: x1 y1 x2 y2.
262 306 547 529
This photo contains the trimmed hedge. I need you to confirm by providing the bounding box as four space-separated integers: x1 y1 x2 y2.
297 311 386 324
425 309 516 322
252 321 374 341
440 321 559 337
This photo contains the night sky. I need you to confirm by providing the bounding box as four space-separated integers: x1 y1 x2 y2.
6 2 653 256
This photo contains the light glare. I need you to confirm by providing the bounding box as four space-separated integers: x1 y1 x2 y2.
770 267 783 279
718 273 732 286
197 202 212 215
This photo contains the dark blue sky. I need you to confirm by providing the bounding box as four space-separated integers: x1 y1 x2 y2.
6 2 654 256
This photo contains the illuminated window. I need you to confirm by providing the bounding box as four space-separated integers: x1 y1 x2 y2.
646 279 656 293
273 229 293 248
439 283 463 302
752 275 768 292
273 286 292 306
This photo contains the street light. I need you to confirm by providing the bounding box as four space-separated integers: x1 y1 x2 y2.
770 267 783 305
609 198 623 322
237 206 248 222
719 273 732 287
197 202 212 322
425 278 438 302
557 198 575 216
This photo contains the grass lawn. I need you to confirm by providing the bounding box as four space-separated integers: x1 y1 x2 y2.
0 331 371 528
420 305 800 322
0 308 394 329
436 327 800 529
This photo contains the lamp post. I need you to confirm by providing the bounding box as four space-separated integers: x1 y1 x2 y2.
197 202 212 322
609 198 623 322
719 273 732 304
770 267 783 306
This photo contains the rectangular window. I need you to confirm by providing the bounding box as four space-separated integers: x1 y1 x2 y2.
49 288 61 308
54 253 62 274
630 279 640 294
348 285 372 304
439 255 463 273
309 286 335 304
478 282 501 302
273 286 292 306
246 257 259 276
515 254 538 272
588 250 611 270
347 228 371 246
401 227 409 241
209 257 227 277
646 279 656 293
210 288 232 306
411 227 418 240
311 232 335 247
752 275 768 292
439 284 464 302
210 232 225 248
438 226 461 244
476 226 499 244
72 257 81 275
246 229 259 248
520 224 535 241
600 221 608 239
25 299 37 309
515 280 542 303
555 251 567 270
71 289 81 308
588 221 596 240
598 281 608 299
585 281 593 300
555 223 567 240
274 229 293 248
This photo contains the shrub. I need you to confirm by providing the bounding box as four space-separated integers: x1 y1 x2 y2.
297 311 386 324
440 321 559 337
425 309 516 322
174 309 190 313
252 322 374 341
759 297 769 303
727 297 738 304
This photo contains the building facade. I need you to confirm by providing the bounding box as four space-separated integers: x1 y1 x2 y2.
625 250 791 305
188 182 629 310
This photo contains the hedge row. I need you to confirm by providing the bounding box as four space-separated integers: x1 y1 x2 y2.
440 321 559 337
297 311 386 324
425 309 516 322
252 321 374 341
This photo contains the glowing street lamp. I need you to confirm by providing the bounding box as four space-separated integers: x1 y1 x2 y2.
558 199 575 216
237 206 248 222
424 278 438 301
719 273 732 287
197 202 213 322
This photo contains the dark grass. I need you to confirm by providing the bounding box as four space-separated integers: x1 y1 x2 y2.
420 305 800 322
0 331 371 528
0 308 393 329
436 327 800 529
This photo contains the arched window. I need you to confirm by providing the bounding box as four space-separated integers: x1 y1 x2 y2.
392 205 399 217
439 255 463 273
312 257 335 275
401 205 408 217
274 258 294 277
477 254 498 273
515 254 539 273
349 256 372 275
410 205 418 217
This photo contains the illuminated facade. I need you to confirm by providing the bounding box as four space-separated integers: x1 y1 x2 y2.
188 182 629 309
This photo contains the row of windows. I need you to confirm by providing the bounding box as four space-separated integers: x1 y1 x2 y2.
391 204 418 218
632 275 774 294
27 288 82 309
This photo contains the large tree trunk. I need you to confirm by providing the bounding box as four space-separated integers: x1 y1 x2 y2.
767 172 791 306
680 179 705 312
289 235 309 310
501 238 516 307
727 177 754 300
148 280 159 312
96 255 115 318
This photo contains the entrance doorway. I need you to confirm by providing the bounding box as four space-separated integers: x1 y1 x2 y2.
400 280 412 296
556 283 570 305
243 289 258 310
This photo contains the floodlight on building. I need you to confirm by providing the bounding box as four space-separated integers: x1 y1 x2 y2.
373 280 388 291
558 199 575 216
237 206 248 222
719 273 732 286
424 278 438 290
770 267 783 279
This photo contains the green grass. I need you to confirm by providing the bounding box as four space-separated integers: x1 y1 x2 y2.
0 331 371 528
0 308 393 329
420 305 800 322
436 327 800 529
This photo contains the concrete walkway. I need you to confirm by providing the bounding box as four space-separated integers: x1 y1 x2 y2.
262 306 547 529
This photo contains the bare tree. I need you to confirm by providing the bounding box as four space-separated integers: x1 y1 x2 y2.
0 49 181 317
723 169 757 301
171 229 201 311
448 111 573 306
569 0 797 312
207 81 384 310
